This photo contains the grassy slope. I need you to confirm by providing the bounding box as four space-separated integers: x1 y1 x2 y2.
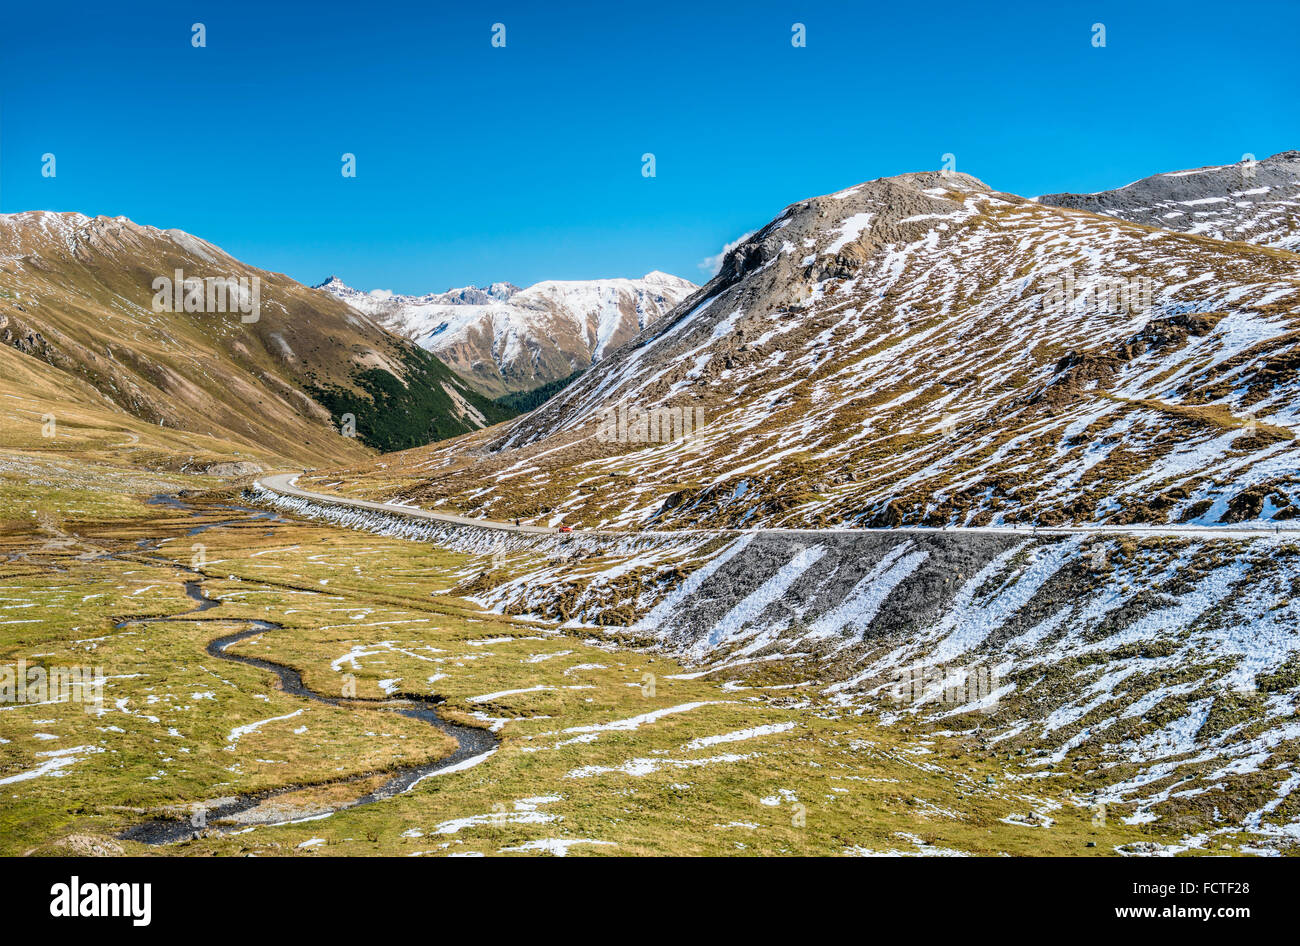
0 213 511 468
0 343 293 472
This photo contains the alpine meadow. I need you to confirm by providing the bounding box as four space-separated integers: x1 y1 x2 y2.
0 3 1297 921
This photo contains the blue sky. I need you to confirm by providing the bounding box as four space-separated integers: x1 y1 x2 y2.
1 0 1296 294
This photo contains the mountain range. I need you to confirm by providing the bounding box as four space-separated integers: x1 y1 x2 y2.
311 153 1300 533
315 271 696 399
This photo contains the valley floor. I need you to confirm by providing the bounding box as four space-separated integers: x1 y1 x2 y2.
1 452 1292 856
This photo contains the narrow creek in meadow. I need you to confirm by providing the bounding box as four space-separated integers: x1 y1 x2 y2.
116 494 498 845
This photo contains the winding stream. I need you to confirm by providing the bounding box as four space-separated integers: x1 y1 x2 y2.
116 495 499 845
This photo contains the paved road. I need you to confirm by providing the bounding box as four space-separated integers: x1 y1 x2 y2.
257 472 559 534
256 472 1296 541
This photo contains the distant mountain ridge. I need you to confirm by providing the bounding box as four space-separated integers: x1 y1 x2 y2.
1038 149 1300 251
316 271 696 398
316 276 522 308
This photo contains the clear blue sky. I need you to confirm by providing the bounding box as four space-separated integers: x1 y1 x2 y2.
2 0 1296 294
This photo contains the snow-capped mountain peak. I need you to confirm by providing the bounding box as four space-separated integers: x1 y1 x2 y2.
316 271 696 397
